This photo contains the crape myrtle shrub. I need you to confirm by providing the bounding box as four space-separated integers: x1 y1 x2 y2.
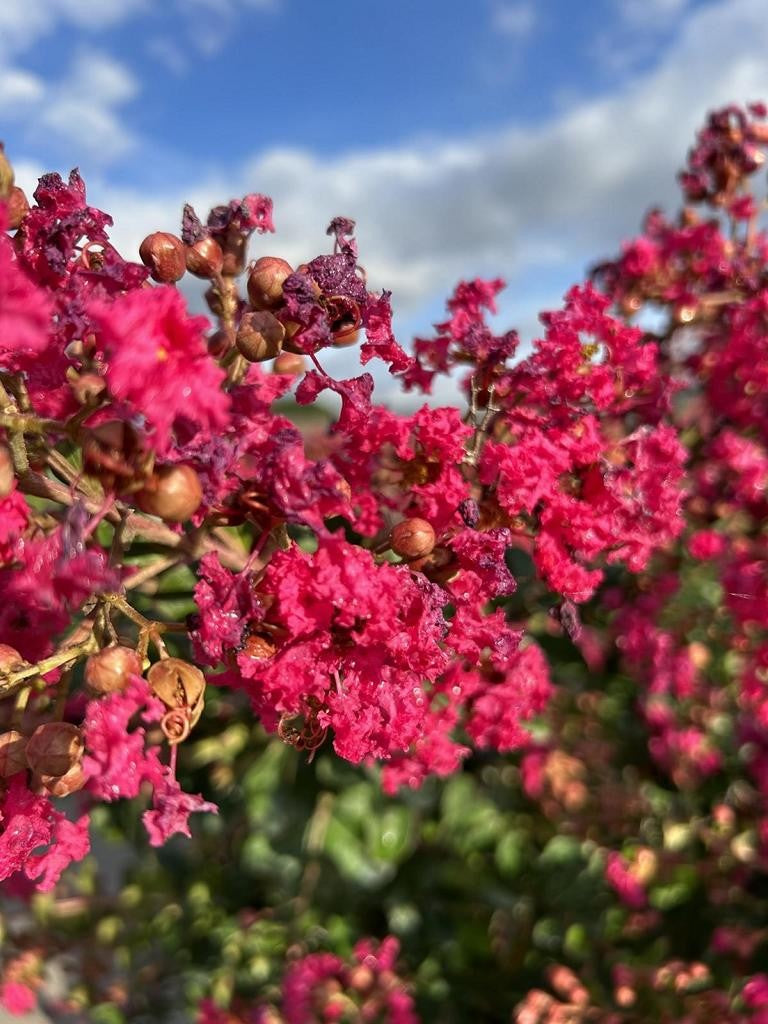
0 101 765 1021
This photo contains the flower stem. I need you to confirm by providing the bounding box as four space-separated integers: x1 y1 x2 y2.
0 635 99 700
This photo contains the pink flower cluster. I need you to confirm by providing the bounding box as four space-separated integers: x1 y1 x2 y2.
0 124 682 905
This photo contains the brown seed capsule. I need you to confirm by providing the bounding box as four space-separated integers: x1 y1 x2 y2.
82 420 153 493
0 730 27 777
332 328 360 348
0 444 15 498
137 464 203 522
0 143 13 198
242 634 277 661
204 284 225 319
40 762 86 797
236 310 285 362
185 237 224 279
390 517 436 560
85 645 142 695
272 351 305 375
25 722 83 778
139 231 186 283
0 643 24 673
147 658 205 729
6 186 29 230
208 326 235 359
220 225 249 277
247 257 293 310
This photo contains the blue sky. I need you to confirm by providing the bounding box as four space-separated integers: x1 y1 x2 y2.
2 0 767 402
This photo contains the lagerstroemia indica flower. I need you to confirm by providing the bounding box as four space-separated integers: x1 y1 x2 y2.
0 121 686 910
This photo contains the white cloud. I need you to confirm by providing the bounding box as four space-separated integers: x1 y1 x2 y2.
619 0 689 26
146 37 189 76
0 0 146 58
0 67 45 106
491 2 537 39
9 51 139 164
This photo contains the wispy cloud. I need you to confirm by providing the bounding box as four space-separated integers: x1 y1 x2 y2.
618 0 690 27
3 50 139 165
0 0 146 58
0 67 45 107
491 2 537 39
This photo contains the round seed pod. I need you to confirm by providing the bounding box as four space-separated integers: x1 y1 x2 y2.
390 518 436 560
208 326 235 358
82 420 152 493
0 730 27 777
0 643 24 673
85 646 142 695
247 257 293 310
0 444 14 498
25 722 83 778
40 762 86 797
147 658 205 728
7 186 29 230
236 311 285 362
137 464 203 523
242 635 277 661
0 144 14 197
272 352 305 375
139 232 186 283
332 328 360 348
185 237 224 279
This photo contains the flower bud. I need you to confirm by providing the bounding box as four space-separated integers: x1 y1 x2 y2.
6 186 28 230
147 658 205 727
204 285 225 319
0 644 24 673
332 328 360 348
83 420 152 493
137 464 203 522
85 645 141 694
220 226 248 276
390 518 436 559
0 730 27 777
208 326 235 358
236 311 285 362
247 257 293 310
185 237 224 279
242 634 277 660
40 762 86 797
272 352 305 375
139 232 186 283
69 372 106 406
0 444 15 498
25 723 83 778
